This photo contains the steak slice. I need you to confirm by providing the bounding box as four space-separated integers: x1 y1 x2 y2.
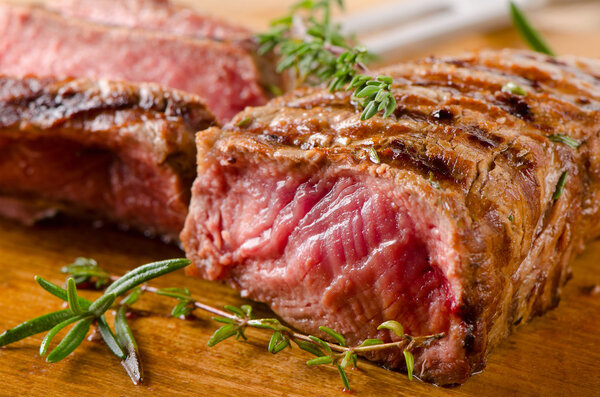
0 75 215 241
48 0 283 111
181 49 600 384
0 3 267 122
51 0 251 41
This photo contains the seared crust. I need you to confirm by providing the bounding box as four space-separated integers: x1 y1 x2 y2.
0 75 215 239
0 75 214 173
188 49 600 383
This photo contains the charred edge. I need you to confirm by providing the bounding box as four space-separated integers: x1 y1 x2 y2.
260 133 290 145
430 108 454 122
495 91 532 121
0 77 210 129
386 139 461 183
463 324 475 353
461 124 505 148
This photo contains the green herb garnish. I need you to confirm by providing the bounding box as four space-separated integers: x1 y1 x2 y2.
0 258 445 390
235 117 253 128
257 0 396 121
509 1 555 56
502 82 526 96
0 258 190 385
552 171 568 201
426 171 441 189
548 134 581 149
367 146 381 164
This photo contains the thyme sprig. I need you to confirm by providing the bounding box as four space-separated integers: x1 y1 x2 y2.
257 0 396 120
1 258 445 391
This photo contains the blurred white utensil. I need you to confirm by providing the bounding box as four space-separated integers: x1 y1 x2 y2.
339 0 548 58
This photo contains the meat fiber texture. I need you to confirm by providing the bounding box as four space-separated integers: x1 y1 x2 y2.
0 75 215 241
0 3 267 122
181 49 600 384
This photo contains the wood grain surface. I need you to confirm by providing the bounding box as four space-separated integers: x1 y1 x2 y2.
2 1 600 396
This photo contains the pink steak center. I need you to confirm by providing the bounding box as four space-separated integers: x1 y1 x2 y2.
186 159 460 341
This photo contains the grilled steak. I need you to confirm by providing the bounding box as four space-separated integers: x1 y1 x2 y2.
48 0 283 111
52 0 251 41
0 3 267 122
0 75 215 241
181 49 600 384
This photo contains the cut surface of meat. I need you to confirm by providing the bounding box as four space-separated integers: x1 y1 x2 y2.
0 75 215 241
51 0 251 41
0 3 267 122
181 49 600 384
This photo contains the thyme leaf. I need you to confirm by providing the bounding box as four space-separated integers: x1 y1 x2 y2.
552 171 568 201
548 134 581 149
502 82 526 96
208 324 238 347
377 320 404 337
319 325 347 347
359 338 384 347
403 350 415 381
427 171 441 189
307 355 333 366
257 0 396 120
337 364 351 390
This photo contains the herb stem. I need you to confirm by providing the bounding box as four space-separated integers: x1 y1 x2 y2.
109 276 237 319
110 276 444 356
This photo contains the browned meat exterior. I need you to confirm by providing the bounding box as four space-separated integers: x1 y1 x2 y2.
0 3 268 122
181 49 600 384
51 0 251 41
0 75 215 241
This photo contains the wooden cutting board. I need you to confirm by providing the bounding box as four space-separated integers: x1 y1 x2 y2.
2 1 600 396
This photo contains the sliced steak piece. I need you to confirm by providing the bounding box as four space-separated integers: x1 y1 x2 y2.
181 49 600 384
48 0 283 110
0 3 267 122
0 75 215 241
51 0 251 41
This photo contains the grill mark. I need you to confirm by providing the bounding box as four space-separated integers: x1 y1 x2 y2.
494 91 532 120
477 56 600 101
398 74 598 140
0 76 210 129
386 138 469 184
461 125 504 148
410 58 600 106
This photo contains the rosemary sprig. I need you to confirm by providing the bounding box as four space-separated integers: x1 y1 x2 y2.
509 1 555 56
1 258 445 391
0 258 190 385
257 0 396 121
